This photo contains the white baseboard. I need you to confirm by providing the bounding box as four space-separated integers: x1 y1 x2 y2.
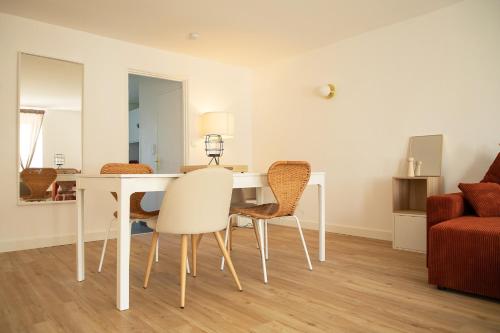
268 217 392 241
0 230 116 253
1 219 392 253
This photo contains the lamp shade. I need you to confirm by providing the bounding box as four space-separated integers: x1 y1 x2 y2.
200 112 234 138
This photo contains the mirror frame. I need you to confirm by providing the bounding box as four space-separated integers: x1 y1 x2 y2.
16 52 84 205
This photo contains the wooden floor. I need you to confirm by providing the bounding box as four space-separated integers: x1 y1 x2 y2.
0 225 499 333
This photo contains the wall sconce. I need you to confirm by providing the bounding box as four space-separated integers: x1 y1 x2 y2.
319 84 336 99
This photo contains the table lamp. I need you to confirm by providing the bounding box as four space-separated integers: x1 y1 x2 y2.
200 112 234 165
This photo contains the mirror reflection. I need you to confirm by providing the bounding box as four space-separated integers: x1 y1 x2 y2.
18 53 83 203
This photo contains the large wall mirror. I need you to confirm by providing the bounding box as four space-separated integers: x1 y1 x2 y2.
18 53 83 203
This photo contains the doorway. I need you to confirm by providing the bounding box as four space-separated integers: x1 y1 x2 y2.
128 73 185 215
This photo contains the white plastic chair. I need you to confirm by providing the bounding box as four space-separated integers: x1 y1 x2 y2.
143 168 242 308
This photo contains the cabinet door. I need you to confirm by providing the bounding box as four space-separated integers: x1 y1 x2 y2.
393 214 426 252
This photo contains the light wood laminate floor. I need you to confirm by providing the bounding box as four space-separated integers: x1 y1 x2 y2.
0 225 499 333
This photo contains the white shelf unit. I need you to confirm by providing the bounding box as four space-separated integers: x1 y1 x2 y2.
392 176 441 253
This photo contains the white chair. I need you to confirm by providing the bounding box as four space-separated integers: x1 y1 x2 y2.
143 168 242 308
98 163 189 274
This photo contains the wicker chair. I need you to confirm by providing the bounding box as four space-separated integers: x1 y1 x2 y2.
228 188 260 250
98 163 162 273
20 168 57 201
222 161 312 283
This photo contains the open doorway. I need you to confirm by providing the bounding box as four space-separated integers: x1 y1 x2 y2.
128 73 185 232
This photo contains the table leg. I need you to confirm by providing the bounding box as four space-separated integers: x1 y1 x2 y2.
318 183 325 261
117 189 131 311
256 187 264 205
76 188 85 281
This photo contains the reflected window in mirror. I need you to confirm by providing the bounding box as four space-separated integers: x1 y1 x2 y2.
18 53 83 204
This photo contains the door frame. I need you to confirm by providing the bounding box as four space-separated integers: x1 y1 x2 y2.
127 69 189 167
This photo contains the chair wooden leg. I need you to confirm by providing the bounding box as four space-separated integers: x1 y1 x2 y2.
180 234 188 308
214 231 242 291
143 231 159 288
229 217 234 251
221 216 232 271
155 237 159 263
251 220 260 249
191 234 199 277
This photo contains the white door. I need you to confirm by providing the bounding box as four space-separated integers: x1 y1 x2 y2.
156 87 183 174
134 75 184 211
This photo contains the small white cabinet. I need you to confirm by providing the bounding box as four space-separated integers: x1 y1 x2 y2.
129 108 140 143
393 213 426 252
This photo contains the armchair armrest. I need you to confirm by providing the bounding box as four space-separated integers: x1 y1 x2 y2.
427 193 465 227
426 193 466 265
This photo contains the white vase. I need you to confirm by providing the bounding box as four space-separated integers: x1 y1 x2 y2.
407 157 415 177
415 161 422 176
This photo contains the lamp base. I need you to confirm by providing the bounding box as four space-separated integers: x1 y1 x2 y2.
208 156 220 165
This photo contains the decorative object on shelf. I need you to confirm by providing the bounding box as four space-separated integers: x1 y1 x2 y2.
200 112 234 165
407 157 415 177
319 84 336 99
54 153 65 169
415 161 423 176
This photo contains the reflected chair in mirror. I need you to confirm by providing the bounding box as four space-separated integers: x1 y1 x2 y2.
143 168 242 308
222 161 313 283
98 163 163 272
20 168 57 202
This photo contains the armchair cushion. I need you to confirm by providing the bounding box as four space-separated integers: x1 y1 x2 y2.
428 216 500 299
459 182 500 217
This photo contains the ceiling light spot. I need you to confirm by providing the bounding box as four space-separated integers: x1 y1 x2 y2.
188 32 200 40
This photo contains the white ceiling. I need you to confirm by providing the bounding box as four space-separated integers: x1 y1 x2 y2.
19 54 83 111
1 0 461 67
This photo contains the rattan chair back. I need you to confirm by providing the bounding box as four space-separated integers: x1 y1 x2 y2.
267 161 311 217
20 168 57 200
100 163 153 214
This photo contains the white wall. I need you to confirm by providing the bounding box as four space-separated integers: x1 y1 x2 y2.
42 110 82 170
252 0 500 240
0 13 252 252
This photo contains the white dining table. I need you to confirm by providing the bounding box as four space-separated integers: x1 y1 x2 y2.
76 171 326 311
